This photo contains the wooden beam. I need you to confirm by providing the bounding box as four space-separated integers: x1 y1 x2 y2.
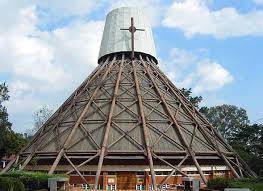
140 55 207 184
147 57 241 180
66 152 100 174
132 59 157 190
160 154 188 185
149 57 256 178
0 157 17 174
152 153 188 177
212 127 256 177
64 154 89 184
19 153 34 171
107 122 143 150
48 56 115 175
8 60 109 174
94 54 124 189
220 153 240 178
23 61 107 152
48 149 64 175
236 158 243 177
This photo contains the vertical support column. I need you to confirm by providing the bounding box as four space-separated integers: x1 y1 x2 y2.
132 60 157 190
94 55 124 189
140 55 207 185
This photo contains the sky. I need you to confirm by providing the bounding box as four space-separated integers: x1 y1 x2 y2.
0 0 263 133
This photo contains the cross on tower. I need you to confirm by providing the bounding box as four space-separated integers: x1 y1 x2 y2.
120 17 145 60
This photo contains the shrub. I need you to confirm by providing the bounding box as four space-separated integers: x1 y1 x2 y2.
207 178 233 191
0 176 25 191
207 177 263 191
1 171 68 191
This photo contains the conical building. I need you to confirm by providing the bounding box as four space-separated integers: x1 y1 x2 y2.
1 7 255 190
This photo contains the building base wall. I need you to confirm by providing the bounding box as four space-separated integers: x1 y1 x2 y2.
68 169 232 190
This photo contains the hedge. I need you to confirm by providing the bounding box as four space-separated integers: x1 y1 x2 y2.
0 176 25 191
207 177 263 191
0 171 68 191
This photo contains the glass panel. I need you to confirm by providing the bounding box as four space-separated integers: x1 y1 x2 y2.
136 185 145 190
136 171 145 175
107 184 116 190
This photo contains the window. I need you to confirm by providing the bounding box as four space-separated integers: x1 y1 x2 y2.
136 171 145 176
98 184 103 190
108 171 116 175
162 184 170 189
215 170 225 174
136 185 145 190
107 184 116 190
154 171 173 176
82 184 90 190
86 184 102 190
137 178 144 184
90 171 96 175
149 184 153 190
187 171 198 175
107 177 116 184
176 171 182 175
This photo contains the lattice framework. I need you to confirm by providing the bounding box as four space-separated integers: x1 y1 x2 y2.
1 53 256 189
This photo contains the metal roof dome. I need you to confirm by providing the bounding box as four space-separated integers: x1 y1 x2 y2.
98 7 157 62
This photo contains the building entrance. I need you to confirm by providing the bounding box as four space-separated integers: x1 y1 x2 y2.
117 172 137 190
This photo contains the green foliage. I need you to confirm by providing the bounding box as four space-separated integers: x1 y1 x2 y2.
0 83 9 104
0 83 28 157
1 171 68 191
207 177 263 191
207 178 232 190
0 176 25 191
0 83 12 133
232 124 263 157
180 88 263 175
0 131 27 157
200 104 249 140
231 124 263 175
180 88 203 108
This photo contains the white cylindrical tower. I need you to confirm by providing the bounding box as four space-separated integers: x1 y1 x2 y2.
98 7 157 62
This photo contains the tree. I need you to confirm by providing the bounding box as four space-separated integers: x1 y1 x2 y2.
180 89 249 141
0 83 27 157
231 123 263 175
180 87 263 174
201 104 249 140
32 106 53 134
1 132 27 157
0 83 11 132
180 88 203 108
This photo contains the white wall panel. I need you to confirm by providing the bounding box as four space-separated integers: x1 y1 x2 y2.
99 7 157 60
